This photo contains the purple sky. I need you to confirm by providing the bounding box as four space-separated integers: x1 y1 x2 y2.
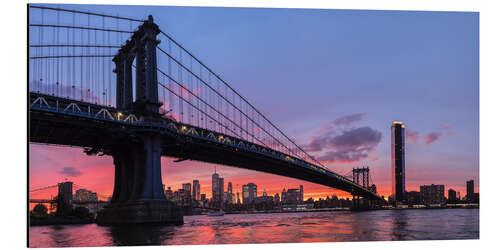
29 4 479 199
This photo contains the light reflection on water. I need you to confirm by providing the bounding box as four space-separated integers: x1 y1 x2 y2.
29 209 479 247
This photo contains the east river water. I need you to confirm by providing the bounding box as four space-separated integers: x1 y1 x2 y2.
29 208 479 247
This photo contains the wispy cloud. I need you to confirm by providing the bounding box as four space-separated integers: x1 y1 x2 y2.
302 113 382 164
315 127 382 163
405 124 454 145
406 129 420 143
424 132 442 145
443 124 455 136
332 113 365 126
58 167 83 177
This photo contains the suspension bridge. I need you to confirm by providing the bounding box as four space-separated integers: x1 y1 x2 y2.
29 5 384 225
29 181 110 216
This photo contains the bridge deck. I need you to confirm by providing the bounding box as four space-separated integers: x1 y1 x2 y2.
29 92 383 201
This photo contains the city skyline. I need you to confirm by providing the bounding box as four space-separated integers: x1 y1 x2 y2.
29 5 478 202
30 154 479 203
30 173 478 211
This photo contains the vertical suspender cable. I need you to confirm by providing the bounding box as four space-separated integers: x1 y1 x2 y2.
87 14 90 102
102 16 105 106
72 12 76 100
179 49 183 123
108 25 111 106
196 61 200 127
66 13 70 98
80 14 83 100
168 39 173 118
189 56 192 124
41 9 45 94
50 15 54 96
37 10 42 92
115 16 119 107
94 19 98 103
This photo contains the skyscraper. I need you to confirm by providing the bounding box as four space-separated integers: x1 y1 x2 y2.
218 177 224 202
391 121 406 202
448 188 457 204
281 188 287 203
466 180 474 201
192 180 200 201
58 181 73 205
242 183 257 204
242 185 249 204
165 186 173 200
284 189 300 204
212 173 219 201
420 184 445 205
182 183 192 199
212 172 221 203
74 189 97 203
299 185 304 203
228 182 233 194
274 193 280 204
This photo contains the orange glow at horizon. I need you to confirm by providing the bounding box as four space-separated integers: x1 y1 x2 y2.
29 144 479 207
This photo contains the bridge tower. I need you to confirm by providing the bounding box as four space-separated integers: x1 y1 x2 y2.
97 15 183 226
351 167 372 210
352 167 370 188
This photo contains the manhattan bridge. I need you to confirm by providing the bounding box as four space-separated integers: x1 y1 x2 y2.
28 5 384 225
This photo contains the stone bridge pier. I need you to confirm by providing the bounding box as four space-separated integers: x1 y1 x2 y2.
96 15 183 226
96 133 183 225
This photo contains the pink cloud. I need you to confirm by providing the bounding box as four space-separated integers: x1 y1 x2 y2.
443 124 455 136
424 132 442 145
332 113 365 126
406 129 420 143
405 124 454 146
301 114 382 164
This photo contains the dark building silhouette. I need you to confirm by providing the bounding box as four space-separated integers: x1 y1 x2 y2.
171 188 192 207
448 189 457 204
284 188 300 204
165 186 173 200
274 193 280 204
406 191 420 205
466 180 474 202
471 193 479 204
58 181 73 205
182 183 192 200
420 184 445 205
254 189 274 204
74 188 97 203
242 183 257 204
218 178 224 202
299 185 304 203
391 121 406 202
192 180 200 201
281 188 287 203
224 182 234 204
211 171 224 205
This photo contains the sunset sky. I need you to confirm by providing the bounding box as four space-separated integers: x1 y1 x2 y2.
29 5 479 202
